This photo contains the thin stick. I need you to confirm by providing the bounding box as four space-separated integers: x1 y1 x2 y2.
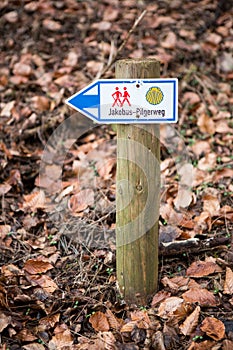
96 10 147 79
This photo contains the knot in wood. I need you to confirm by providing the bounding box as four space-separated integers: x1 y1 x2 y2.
136 184 143 192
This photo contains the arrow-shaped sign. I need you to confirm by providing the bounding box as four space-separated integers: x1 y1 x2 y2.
66 79 178 124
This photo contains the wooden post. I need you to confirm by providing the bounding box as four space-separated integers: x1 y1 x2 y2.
116 59 160 305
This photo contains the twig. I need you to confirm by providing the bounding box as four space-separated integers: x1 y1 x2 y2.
96 9 147 79
193 73 217 106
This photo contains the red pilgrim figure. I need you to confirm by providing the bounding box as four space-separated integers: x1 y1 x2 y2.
112 87 122 107
121 87 131 107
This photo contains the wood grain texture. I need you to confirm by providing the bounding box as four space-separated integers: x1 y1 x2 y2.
115 59 160 304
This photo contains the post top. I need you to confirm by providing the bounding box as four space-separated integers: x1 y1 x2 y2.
115 58 160 79
116 58 160 64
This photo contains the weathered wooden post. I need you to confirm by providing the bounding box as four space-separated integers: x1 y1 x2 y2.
66 58 177 305
115 59 160 304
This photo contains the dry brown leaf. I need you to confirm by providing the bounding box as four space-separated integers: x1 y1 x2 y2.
161 158 174 172
179 29 195 39
187 340 219 350
152 330 166 350
159 225 181 244
150 15 175 28
161 31 177 49
220 205 233 221
160 203 183 224
36 164 62 190
24 259 53 274
198 153 217 171
186 260 222 277
215 110 231 119
191 140 211 157
36 72 53 87
54 74 76 87
120 320 137 333
105 309 122 330
16 329 37 342
202 188 220 216
160 203 194 228
214 168 233 182
151 290 171 307
163 323 179 349
161 276 181 290
135 50 151 62
197 114 216 134
192 168 214 187
42 18 61 31
7 169 22 186
218 94 230 108
194 211 212 232
206 33 222 45
163 276 192 292
23 190 46 211
180 306 200 336
39 313 60 330
13 62 32 76
222 340 233 350
0 225 11 239
31 96 50 111
1 264 21 277
97 158 115 180
4 10 18 23
183 92 200 105
182 288 218 306
48 324 73 349
27 274 58 293
69 189 95 213
0 312 11 332
180 230 196 240
103 7 119 21
170 276 190 287
157 297 185 319
200 317 225 341
178 163 194 187
74 337 105 350
149 50 173 65
24 2 39 12
0 73 8 87
89 311 110 332
91 21 111 31
10 75 28 85
215 120 232 133
174 188 193 209
219 52 233 73
0 100 15 117
224 267 233 294
63 51 79 67
97 331 116 350
173 302 192 323
23 343 45 350
130 310 151 329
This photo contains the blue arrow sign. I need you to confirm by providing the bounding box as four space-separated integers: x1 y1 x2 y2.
66 79 178 124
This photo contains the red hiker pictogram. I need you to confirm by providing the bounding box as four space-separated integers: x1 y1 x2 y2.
121 87 131 107
112 87 122 107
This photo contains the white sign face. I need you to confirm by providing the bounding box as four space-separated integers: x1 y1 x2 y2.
66 79 178 124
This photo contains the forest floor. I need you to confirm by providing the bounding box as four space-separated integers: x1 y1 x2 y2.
0 0 233 349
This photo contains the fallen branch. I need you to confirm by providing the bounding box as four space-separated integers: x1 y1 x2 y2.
159 236 231 257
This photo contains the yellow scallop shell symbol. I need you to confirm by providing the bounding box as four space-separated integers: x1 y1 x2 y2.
146 87 163 105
